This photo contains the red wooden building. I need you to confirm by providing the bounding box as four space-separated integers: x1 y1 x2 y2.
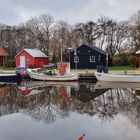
0 46 8 66
15 49 49 68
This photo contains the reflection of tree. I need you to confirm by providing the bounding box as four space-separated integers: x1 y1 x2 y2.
0 85 20 116
20 86 72 124
0 84 140 129
96 92 117 122
22 88 58 124
95 88 140 128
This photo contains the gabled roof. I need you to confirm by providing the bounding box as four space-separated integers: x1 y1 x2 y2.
0 47 9 56
87 44 106 55
15 49 48 58
71 44 106 55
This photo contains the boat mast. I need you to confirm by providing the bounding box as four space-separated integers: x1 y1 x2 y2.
61 47 63 62
106 53 108 67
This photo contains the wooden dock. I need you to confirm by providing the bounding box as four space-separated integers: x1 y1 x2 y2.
78 72 97 82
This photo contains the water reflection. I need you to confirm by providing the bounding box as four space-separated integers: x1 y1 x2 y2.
0 81 140 140
94 81 140 89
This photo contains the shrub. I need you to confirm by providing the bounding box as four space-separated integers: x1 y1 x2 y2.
121 54 128 66
128 55 137 66
5 59 15 67
112 56 122 66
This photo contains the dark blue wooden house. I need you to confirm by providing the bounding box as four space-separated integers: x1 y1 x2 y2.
70 44 107 69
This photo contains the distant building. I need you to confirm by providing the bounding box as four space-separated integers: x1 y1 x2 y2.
70 44 108 69
0 46 8 66
15 49 49 68
136 50 140 67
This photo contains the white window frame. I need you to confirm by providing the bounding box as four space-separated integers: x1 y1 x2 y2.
98 55 101 61
90 56 95 63
74 56 79 63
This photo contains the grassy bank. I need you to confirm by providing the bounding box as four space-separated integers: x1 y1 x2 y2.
0 67 15 70
0 65 138 71
109 66 137 70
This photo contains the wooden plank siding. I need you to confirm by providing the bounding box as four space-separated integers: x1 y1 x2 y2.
70 44 107 69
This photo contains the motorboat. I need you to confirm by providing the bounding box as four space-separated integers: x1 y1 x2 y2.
26 68 78 81
94 72 140 83
26 61 78 81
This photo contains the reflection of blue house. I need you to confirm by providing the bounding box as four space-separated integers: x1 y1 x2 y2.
70 44 107 69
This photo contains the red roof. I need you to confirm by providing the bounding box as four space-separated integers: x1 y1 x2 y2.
0 47 8 56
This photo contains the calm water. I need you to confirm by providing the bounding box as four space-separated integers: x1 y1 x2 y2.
0 81 140 140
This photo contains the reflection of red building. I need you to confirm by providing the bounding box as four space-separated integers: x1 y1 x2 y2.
15 82 32 96
0 46 8 66
0 85 7 96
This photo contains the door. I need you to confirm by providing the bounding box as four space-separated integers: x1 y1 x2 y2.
20 56 25 68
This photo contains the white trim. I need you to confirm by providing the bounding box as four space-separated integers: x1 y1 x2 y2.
74 56 79 63
20 56 25 67
90 56 95 63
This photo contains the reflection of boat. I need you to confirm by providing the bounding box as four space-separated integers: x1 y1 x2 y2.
26 68 78 81
16 82 44 96
94 81 140 89
94 72 140 82
26 81 78 88
0 73 21 84
16 81 78 96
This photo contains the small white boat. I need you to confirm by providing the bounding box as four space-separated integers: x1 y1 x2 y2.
26 68 78 81
94 72 140 83
16 81 78 96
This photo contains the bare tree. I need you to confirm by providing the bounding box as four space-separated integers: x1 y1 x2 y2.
97 16 109 50
26 14 54 55
129 10 140 52
105 19 117 57
74 21 101 45
50 21 73 61
114 22 129 55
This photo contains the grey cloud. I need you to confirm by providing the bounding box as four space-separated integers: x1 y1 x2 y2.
0 0 140 25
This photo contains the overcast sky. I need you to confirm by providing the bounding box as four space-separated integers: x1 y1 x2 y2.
0 0 140 25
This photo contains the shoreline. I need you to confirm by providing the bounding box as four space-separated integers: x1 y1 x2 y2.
0 69 139 75
71 69 139 75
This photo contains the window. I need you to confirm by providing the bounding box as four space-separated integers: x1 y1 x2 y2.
90 56 95 63
98 55 101 61
26 58 29 64
74 56 79 63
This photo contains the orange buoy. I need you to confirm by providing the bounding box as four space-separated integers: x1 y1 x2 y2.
77 134 85 140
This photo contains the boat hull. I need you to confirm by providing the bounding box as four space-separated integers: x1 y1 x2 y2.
26 69 78 81
0 73 21 84
94 72 140 83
